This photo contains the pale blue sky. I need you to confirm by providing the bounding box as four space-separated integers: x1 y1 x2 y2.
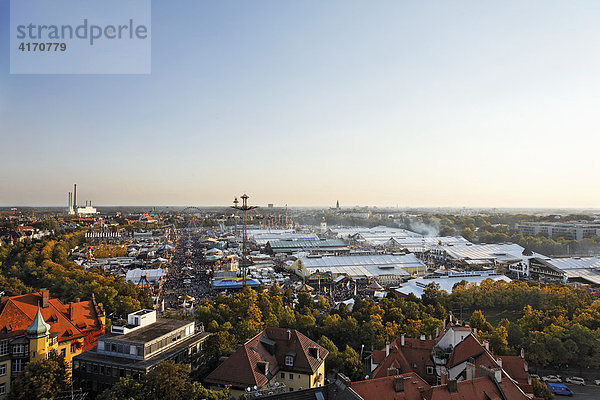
1 1 600 207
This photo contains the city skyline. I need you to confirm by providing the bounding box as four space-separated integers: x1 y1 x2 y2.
2 1 600 207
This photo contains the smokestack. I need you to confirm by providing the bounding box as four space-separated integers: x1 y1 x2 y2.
67 192 71 212
73 184 77 209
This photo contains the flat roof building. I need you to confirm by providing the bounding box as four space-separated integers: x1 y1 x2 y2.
544 257 600 285
266 239 349 255
516 221 600 241
290 254 424 286
73 309 209 396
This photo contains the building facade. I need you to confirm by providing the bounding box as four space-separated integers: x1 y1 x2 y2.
0 289 105 396
204 327 328 398
73 309 210 396
516 221 600 240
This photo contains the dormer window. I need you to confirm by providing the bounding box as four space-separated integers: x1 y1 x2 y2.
285 355 294 367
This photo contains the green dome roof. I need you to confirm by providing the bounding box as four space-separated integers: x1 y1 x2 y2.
26 306 51 339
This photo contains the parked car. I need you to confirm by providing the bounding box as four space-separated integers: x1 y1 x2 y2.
547 383 574 396
531 374 540 380
594 379 600 385
565 377 585 386
542 375 563 383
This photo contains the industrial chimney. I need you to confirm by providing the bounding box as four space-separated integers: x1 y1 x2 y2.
73 184 77 210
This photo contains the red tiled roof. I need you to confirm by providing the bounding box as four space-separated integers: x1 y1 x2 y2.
204 327 328 390
499 355 532 394
447 334 487 367
423 375 530 400
372 337 435 381
352 372 431 400
0 291 103 343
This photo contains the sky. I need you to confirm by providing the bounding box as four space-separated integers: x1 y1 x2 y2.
1 0 600 208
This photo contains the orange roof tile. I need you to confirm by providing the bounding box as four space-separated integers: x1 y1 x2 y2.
0 291 103 343
351 372 431 400
423 375 530 400
204 328 328 390
372 337 436 381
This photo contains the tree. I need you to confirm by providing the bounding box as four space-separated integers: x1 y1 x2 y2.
97 377 143 400
422 282 443 307
98 363 229 400
9 353 68 400
143 361 189 400
532 378 554 400
469 310 493 333
338 345 364 381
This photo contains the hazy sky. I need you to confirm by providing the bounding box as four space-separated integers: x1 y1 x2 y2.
1 1 600 208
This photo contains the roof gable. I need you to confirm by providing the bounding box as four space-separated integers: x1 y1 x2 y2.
204 328 328 390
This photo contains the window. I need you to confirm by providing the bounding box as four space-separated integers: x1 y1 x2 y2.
12 344 24 355
289 374 293 380
0 364 5 376
0 383 5 395
71 343 77 353
60 348 66 357
12 359 23 374
426 366 434 375
0 341 7 356
280 373 285 379
285 355 294 367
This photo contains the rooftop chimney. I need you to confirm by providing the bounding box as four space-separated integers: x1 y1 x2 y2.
483 340 490 351
497 358 502 368
386 341 390 357
441 371 448 385
479 365 502 384
40 289 50 308
401 333 405 347
393 376 405 393
447 379 458 393
520 348 525 359
466 361 476 380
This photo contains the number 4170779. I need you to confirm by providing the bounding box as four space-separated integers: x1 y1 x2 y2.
18 42 67 51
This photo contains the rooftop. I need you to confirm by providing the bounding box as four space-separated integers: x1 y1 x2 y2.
101 318 192 344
